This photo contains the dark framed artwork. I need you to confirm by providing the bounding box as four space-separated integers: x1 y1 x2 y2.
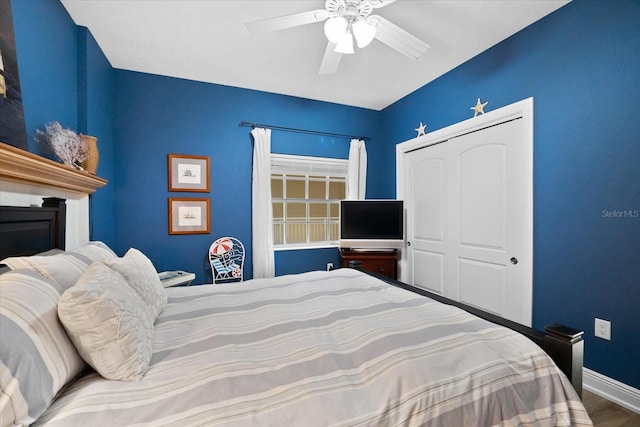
168 154 210 192
168 197 210 235
0 0 28 150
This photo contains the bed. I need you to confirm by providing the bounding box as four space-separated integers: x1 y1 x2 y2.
0 199 592 426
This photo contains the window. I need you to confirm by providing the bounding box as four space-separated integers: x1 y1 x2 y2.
271 154 347 248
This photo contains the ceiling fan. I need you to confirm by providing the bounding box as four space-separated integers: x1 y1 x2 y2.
246 0 430 75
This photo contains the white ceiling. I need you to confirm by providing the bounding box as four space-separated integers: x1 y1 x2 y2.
60 0 569 111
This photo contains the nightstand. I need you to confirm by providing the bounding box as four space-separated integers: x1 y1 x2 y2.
158 270 195 288
340 249 398 280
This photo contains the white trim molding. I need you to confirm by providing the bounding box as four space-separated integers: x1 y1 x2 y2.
0 185 89 250
583 368 640 414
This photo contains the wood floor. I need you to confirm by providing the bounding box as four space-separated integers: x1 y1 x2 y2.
582 390 640 427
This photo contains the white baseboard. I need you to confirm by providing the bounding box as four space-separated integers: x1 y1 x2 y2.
583 368 640 414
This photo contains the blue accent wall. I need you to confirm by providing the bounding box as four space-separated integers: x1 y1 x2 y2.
12 0 116 248
77 27 116 248
9 0 639 390
12 0 78 154
380 0 640 389
112 71 381 283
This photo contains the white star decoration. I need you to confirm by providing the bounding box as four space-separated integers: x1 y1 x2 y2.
415 122 427 136
471 98 488 117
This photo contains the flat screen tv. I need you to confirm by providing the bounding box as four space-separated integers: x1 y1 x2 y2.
340 200 404 249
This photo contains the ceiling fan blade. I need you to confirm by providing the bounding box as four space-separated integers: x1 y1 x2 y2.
319 42 343 75
246 9 328 33
369 15 430 60
370 0 398 8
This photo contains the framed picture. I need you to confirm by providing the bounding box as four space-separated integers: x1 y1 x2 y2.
168 154 210 192
0 0 29 150
168 198 210 235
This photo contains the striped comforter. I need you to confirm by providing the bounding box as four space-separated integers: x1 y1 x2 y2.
36 269 592 426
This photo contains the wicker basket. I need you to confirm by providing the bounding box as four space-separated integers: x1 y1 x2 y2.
80 135 99 174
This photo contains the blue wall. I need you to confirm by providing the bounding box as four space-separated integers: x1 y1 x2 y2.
112 71 381 283
10 0 639 390
12 0 78 153
380 0 640 389
77 27 116 247
12 0 116 249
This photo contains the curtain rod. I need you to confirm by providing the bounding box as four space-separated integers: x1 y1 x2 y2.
239 121 370 141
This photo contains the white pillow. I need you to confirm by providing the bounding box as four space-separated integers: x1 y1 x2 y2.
1 241 118 289
58 262 154 381
103 248 167 320
69 241 118 263
1 252 95 289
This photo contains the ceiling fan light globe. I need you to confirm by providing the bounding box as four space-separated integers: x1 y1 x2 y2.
352 19 376 48
324 16 348 43
334 32 355 54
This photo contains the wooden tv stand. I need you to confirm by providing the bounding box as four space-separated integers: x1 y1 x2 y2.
340 249 398 280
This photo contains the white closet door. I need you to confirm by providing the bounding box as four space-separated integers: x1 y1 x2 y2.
405 142 448 295
400 99 533 326
449 119 529 323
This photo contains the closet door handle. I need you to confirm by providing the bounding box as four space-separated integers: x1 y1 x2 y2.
510 257 518 265
407 241 411 247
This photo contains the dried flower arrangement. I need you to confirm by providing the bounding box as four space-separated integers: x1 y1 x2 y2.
35 121 88 168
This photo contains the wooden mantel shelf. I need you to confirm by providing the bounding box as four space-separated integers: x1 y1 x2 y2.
0 142 107 195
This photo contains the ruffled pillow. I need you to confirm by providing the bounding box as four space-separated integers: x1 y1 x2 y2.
103 248 167 320
58 262 154 381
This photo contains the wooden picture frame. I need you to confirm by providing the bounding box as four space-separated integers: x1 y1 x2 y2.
168 154 210 192
168 198 210 235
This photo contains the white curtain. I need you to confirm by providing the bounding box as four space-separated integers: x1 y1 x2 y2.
347 139 367 200
251 127 275 278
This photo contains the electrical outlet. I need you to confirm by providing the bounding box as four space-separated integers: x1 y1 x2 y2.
594 318 611 340
326 262 334 271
